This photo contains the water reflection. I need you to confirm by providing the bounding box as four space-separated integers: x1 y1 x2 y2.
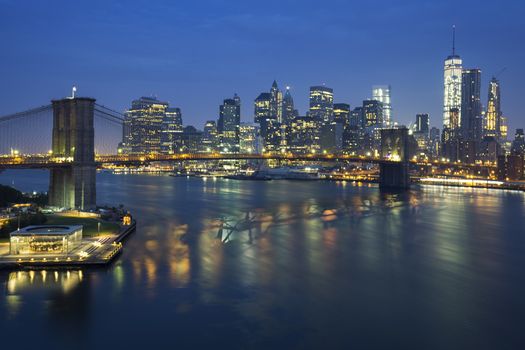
0 172 525 348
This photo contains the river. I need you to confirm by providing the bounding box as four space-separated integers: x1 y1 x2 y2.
0 170 524 349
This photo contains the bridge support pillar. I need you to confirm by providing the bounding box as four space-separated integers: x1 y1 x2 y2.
379 162 410 189
379 128 411 190
48 98 96 209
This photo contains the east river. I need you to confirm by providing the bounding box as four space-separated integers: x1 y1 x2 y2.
1 170 525 349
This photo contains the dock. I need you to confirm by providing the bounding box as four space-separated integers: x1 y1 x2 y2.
0 220 136 270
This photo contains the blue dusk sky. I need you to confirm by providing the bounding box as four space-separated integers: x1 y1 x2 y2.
1 0 524 133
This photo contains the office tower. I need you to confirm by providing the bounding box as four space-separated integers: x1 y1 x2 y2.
372 85 392 127
443 26 462 128
350 107 363 128
161 107 183 154
429 127 441 158
500 116 508 141
218 94 241 152
282 86 296 125
485 77 502 138
415 113 430 135
413 114 430 154
287 116 320 154
309 85 334 122
511 129 525 155
179 125 203 153
362 100 383 128
202 120 218 152
122 96 168 154
254 92 272 124
239 123 261 154
333 103 350 125
270 80 283 123
461 69 483 142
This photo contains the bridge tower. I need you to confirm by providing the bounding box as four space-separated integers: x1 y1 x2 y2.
49 97 96 209
379 128 411 189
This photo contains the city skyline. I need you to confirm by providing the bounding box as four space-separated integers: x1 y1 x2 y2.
1 0 524 132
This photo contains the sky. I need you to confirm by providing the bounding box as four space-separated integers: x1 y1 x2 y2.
1 0 525 135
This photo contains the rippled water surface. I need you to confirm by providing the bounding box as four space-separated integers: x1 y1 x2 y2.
1 170 525 349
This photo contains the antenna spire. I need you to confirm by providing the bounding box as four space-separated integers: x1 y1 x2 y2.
452 25 456 56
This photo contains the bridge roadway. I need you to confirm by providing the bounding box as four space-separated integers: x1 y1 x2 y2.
0 153 495 170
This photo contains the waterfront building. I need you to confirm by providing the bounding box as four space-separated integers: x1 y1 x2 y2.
342 125 362 155
443 27 462 128
218 94 241 153
178 126 204 153
319 122 343 153
333 103 350 125
309 85 334 122
497 154 524 181
122 96 169 154
485 77 502 139
10 225 83 255
461 69 483 142
372 85 392 127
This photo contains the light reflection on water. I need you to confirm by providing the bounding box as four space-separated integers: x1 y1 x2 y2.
0 171 525 349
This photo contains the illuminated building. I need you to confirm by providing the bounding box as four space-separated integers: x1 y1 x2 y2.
372 85 392 127
320 122 343 153
342 125 361 155
500 116 508 141
218 94 241 152
363 100 383 128
288 116 320 154
309 85 333 122
260 119 282 152
350 107 363 128
10 225 83 255
270 80 283 123
429 127 441 158
413 114 430 154
202 120 219 151
122 97 169 154
333 103 350 125
443 27 462 128
161 107 183 154
461 69 482 142
282 86 296 125
239 123 261 154
485 77 502 139
254 92 272 124
179 126 204 153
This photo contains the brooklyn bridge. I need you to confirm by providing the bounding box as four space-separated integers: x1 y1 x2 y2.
0 96 494 210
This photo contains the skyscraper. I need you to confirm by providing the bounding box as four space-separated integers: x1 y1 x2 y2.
254 92 272 124
309 85 333 122
161 107 183 154
282 86 296 125
333 103 350 125
461 69 482 142
121 96 168 154
443 26 462 128
218 94 241 152
415 113 430 135
270 80 283 123
372 85 392 127
485 77 502 138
